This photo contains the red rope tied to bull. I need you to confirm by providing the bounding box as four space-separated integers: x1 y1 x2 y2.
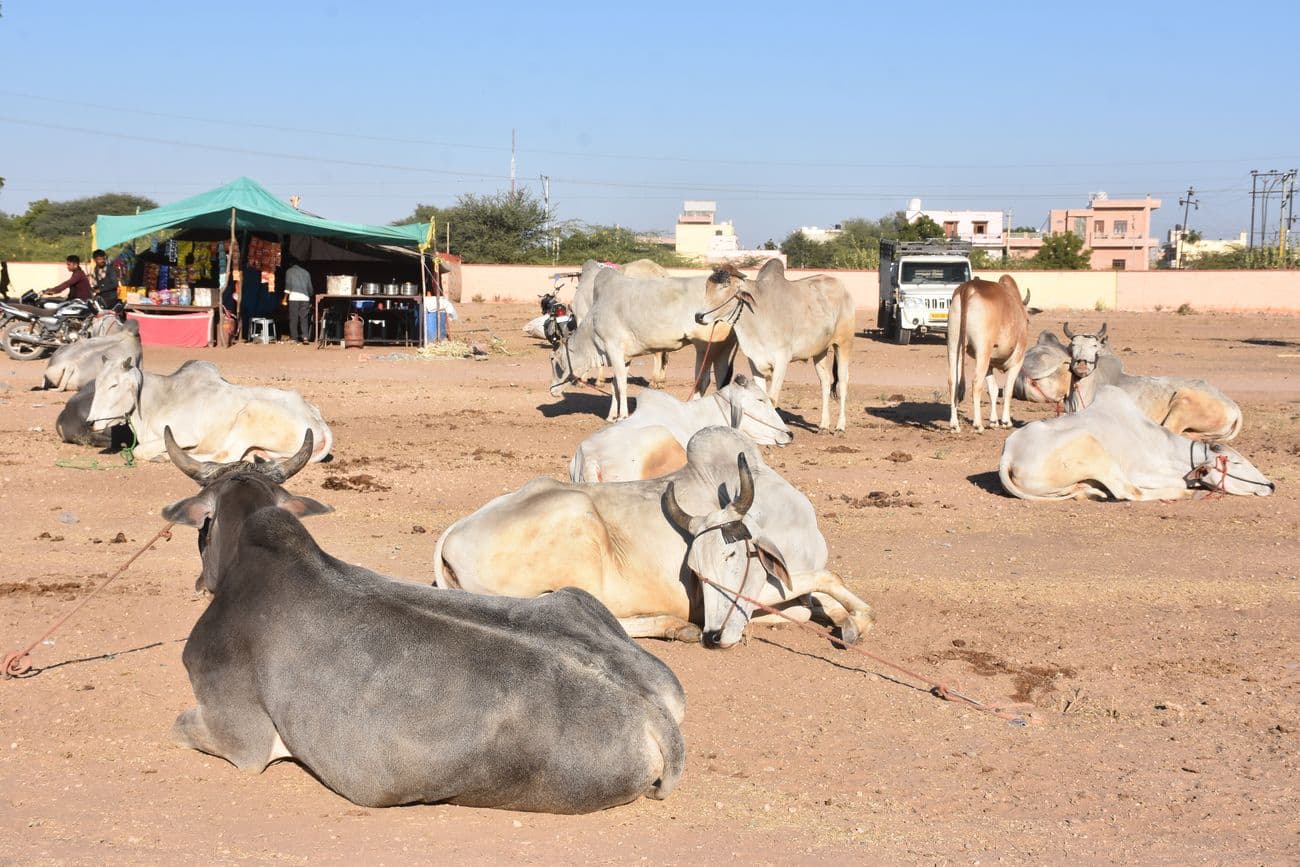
694 575 1028 726
3 522 175 679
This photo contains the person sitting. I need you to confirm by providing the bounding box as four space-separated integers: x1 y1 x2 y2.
44 255 92 301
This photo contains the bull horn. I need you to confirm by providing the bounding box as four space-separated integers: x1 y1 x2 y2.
1097 321 1108 341
733 453 755 516
1062 321 1076 339
1022 289 1031 307
265 430 314 482
662 481 694 531
164 426 224 485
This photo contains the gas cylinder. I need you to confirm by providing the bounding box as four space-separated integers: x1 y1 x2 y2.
343 313 364 348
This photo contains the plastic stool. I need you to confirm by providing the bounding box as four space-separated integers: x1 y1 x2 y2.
249 318 277 344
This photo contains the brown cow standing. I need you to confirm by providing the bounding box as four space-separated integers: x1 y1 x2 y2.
947 275 1030 432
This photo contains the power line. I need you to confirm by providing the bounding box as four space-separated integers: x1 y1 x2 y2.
1 89 1294 172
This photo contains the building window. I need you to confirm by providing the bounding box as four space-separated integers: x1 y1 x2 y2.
1113 220 1128 237
943 221 958 239
1094 220 1104 235
714 229 723 236
1111 259 1126 270
1073 217 1087 237
972 221 987 236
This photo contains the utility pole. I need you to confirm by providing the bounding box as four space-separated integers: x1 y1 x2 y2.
1175 186 1199 269
510 128 517 196
540 173 555 263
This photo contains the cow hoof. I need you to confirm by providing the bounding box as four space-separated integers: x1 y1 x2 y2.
672 624 702 643
836 619 860 647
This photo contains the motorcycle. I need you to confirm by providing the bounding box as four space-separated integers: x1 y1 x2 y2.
0 290 110 361
538 272 580 347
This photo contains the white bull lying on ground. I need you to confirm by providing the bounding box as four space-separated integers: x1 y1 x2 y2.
43 320 140 391
1000 386 1273 501
87 358 333 463
569 375 791 482
437 427 873 648
1014 328 1243 441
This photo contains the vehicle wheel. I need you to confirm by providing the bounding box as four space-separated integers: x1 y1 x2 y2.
1 321 50 360
892 316 913 346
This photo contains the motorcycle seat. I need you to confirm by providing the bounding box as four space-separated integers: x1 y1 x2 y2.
3 303 49 317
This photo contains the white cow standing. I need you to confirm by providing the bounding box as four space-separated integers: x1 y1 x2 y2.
87 358 333 463
696 260 854 432
569 375 791 482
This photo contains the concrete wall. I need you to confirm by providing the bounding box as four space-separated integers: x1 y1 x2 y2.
7 262 69 293
455 263 1300 315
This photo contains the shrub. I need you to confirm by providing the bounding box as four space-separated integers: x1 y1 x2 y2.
470 293 484 303
1176 302 1195 315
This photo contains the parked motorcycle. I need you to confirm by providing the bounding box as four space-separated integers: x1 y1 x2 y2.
538 290 576 348
0 291 108 361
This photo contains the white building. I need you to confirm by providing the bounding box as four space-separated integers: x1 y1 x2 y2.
905 198 1004 252
796 225 844 244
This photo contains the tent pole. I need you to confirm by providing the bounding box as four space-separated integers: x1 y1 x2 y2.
419 251 428 347
229 208 239 345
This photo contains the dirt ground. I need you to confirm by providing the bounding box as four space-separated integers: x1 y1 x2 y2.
0 304 1296 864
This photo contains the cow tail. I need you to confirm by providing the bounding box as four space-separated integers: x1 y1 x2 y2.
645 704 686 800
432 521 462 589
951 287 970 403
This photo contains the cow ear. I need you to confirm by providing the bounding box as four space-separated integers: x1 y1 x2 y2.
754 536 792 590
162 494 213 527
278 495 333 518
120 356 135 371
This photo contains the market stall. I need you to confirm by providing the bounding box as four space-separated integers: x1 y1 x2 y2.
93 177 439 348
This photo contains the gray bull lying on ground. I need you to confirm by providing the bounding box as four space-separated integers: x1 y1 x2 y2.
161 429 685 813
437 426 873 648
1013 328 1243 441
569 375 791 482
88 357 333 463
999 386 1273 501
43 320 140 391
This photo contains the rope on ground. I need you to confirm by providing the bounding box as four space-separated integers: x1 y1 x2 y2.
53 419 138 471
696 576 1028 726
3 521 175 679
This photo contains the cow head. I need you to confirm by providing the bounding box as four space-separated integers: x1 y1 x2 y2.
161 427 332 592
695 264 753 327
87 354 142 430
1018 331 1072 403
1062 322 1107 379
662 453 791 648
547 325 601 397
1185 441 1275 497
725 375 792 446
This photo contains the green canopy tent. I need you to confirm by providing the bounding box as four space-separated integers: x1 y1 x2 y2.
94 176 425 249
94 177 435 345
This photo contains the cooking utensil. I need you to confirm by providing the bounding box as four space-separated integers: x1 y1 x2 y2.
399 281 419 296
359 282 381 296
326 275 357 296
382 282 400 296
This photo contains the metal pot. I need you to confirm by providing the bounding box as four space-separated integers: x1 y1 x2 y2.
382 282 400 296
399 281 419 296
359 282 381 296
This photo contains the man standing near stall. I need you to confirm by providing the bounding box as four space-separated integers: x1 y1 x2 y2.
285 257 314 345
87 249 120 308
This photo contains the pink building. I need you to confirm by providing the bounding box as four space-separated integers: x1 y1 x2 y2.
1008 195 1162 270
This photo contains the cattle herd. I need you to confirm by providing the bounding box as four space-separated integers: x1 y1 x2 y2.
33 262 1274 815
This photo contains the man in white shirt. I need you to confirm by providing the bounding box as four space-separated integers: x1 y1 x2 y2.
284 259 314 344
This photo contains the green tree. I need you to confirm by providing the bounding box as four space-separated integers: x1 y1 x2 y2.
14 193 157 239
395 190 548 264
1031 232 1091 269
779 230 835 269
896 213 946 242
554 224 689 266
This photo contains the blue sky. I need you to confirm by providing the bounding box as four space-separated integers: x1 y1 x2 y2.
2 1 1296 246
